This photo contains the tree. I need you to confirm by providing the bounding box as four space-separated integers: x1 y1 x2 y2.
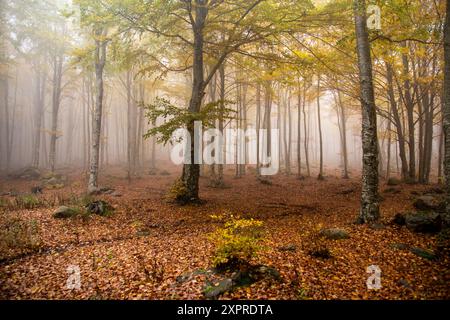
354 0 380 224
87 26 108 194
74 0 113 193
443 0 450 225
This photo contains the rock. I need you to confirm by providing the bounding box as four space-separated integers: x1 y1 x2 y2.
203 278 233 299
176 273 192 284
392 213 406 226
111 191 122 197
256 265 281 280
410 247 436 261
387 177 401 186
85 200 113 217
405 212 442 233
413 195 445 212
309 248 332 259
278 244 297 252
136 229 151 237
231 270 254 287
390 243 409 250
31 186 43 194
319 228 349 240
53 206 78 219
383 187 400 194
369 222 386 230
45 176 65 188
19 167 42 179
398 278 413 290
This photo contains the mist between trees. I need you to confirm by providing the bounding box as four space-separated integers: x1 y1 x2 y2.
0 0 448 222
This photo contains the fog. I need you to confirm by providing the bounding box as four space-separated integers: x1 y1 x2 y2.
0 0 442 182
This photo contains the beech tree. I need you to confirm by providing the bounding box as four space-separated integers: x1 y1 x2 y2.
443 0 450 224
353 0 380 223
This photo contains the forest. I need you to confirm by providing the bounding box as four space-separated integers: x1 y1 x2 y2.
0 0 449 301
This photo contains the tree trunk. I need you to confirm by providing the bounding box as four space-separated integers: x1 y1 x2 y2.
49 54 63 173
443 0 450 224
317 75 324 180
386 105 392 180
354 0 380 223
297 87 302 178
217 62 225 185
3 67 10 171
32 66 46 168
402 45 416 182
256 81 261 177
88 28 107 194
302 82 310 177
386 62 409 180
181 0 208 202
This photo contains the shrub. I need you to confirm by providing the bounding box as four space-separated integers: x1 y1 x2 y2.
209 214 264 269
166 178 189 203
303 223 332 259
15 194 43 209
0 218 41 251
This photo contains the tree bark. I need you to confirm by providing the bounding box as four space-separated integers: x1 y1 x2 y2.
88 28 107 194
317 75 324 180
49 54 63 173
297 87 302 178
181 0 208 202
442 0 450 224
402 45 416 182
386 62 409 180
32 65 46 168
302 82 310 177
354 0 380 223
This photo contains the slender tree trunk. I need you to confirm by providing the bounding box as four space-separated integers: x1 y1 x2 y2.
3 67 9 171
256 82 261 177
262 80 272 175
386 105 392 180
443 0 450 224
7 69 18 170
82 77 87 170
217 62 225 185
402 45 416 182
32 67 46 168
49 54 63 173
235 80 241 178
88 28 107 194
241 82 247 176
302 82 310 177
439 115 444 183
354 0 380 223
208 71 217 181
297 87 302 178
317 75 324 180
386 62 409 180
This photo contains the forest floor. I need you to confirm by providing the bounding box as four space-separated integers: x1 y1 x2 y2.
0 165 449 300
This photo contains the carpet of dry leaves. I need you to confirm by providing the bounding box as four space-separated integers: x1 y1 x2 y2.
0 166 449 300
